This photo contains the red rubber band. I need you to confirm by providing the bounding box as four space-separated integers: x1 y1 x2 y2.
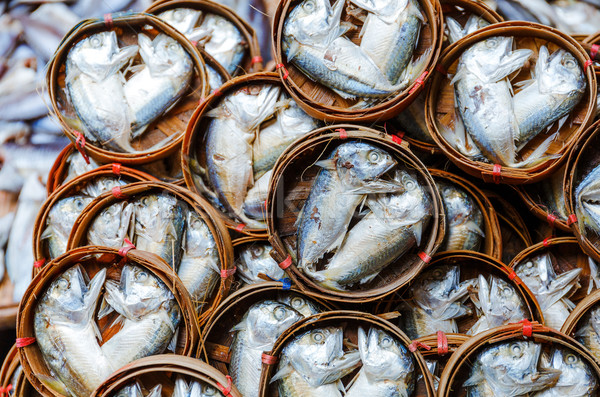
492 164 502 184
118 238 135 257
104 13 113 27
335 128 348 139
216 375 233 397
220 267 236 278
585 59 593 69
437 331 448 355
112 186 127 199
547 213 557 226
519 319 533 337
508 270 522 285
74 132 90 165
409 71 428 95
279 255 292 270
34 259 45 268
567 214 578 226
591 44 600 60
0 384 13 396
418 252 431 263
235 223 245 232
261 353 278 365
112 163 121 176
251 56 263 65
16 337 36 348
276 63 289 80
408 340 431 352
191 40 198 46
542 237 553 247
391 132 405 145
212 88 222 97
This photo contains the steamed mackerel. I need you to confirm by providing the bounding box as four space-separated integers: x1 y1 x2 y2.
438 180 484 252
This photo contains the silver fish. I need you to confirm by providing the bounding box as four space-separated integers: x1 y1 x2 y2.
79 176 125 198
272 327 361 397
398 265 476 339
438 180 485 252
394 94 434 144
229 300 303 397
125 33 193 139
237 241 285 285
133 194 185 270
178 210 220 312
296 141 397 272
515 253 581 330
34 266 113 396
306 169 431 291
242 168 271 221
514 46 585 149
345 327 415 397
175 376 221 397
198 14 247 76
576 304 600 362
100 265 181 371
0 57 48 122
575 163 600 237
42 195 93 258
533 348 598 397
115 382 143 397
276 291 322 318
467 275 528 335
464 341 560 396
87 202 134 248
551 1 600 35
206 64 226 91
64 151 99 184
157 8 204 41
538 167 569 221
65 31 138 152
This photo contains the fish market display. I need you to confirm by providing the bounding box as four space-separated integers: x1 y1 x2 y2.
533 348 599 396
236 242 286 285
575 305 600 360
575 164 600 237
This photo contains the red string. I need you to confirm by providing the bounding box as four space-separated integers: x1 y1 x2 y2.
508 270 522 285
409 71 428 95
335 128 348 139
418 252 431 263
542 237 553 247
546 213 557 226
391 132 405 145
111 186 127 199
585 59 593 69
220 267 236 278
591 44 600 60
112 163 121 176
118 238 135 257
15 337 36 347
519 319 533 337
74 132 90 165
408 340 431 352
437 331 448 355
0 384 13 396
216 375 233 397
235 223 245 232
251 56 263 65
279 255 292 270
492 164 502 184
33 259 45 268
212 88 222 97
104 13 113 27
276 63 289 80
261 353 278 365
567 214 578 226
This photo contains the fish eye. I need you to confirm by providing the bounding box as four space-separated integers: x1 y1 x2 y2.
381 336 393 348
173 9 185 21
432 268 443 278
405 180 416 191
141 197 149 206
90 36 101 47
290 297 304 309
57 278 69 289
273 306 286 320
368 151 381 163
251 246 264 256
503 287 513 296
486 38 498 48
190 218 201 229
312 331 324 343
75 198 86 209
565 354 578 364
525 262 533 268
511 343 522 355
564 57 577 69
169 43 178 51
137 271 149 281
303 0 315 11
204 386 217 395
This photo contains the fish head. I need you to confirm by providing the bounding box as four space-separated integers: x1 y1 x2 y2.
47 195 93 235
202 15 240 46
537 47 586 96
277 292 322 318
245 300 303 346
413 265 461 307
241 243 272 265
197 382 218 397
283 0 344 48
173 376 189 397
92 201 132 241
549 348 598 392
184 210 214 256
158 8 203 35
515 254 556 293
438 181 472 224
335 142 396 185
139 33 192 75
358 327 415 383
81 177 124 198
485 276 525 319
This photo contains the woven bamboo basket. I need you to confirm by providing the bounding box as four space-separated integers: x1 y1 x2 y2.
271 0 443 122
0 190 20 329
266 124 445 303
438 322 600 396
47 13 209 165
45 144 75 196
16 246 199 397
199 282 335 377
510 237 599 326
13 370 39 397
0 344 19 396
440 0 503 47
146 0 263 74
582 33 600 77
564 119 600 263
430 168 502 259
66 181 234 325
91 355 241 397
562 289 600 357
33 164 156 275
258 310 435 396
412 333 470 385
426 21 597 184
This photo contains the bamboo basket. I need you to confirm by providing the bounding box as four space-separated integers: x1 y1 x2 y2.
46 13 209 165
413 333 470 384
271 0 443 123
0 344 19 395
430 168 502 259
91 355 242 397
562 289 600 354
510 237 599 324
565 119 600 263
66 181 234 325
258 310 435 396
439 0 503 47
582 32 600 77
199 282 335 377
438 322 600 396
33 164 156 275
146 0 263 74
229 236 283 292
426 21 597 184
16 246 200 397
13 370 39 397
45 144 75 196
266 125 445 303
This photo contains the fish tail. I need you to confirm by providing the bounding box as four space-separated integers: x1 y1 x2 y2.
510 132 560 168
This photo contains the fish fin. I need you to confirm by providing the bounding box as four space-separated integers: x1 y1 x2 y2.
40 225 53 240
359 272 378 285
36 374 71 396
230 318 247 333
450 67 468 86
445 17 465 44
346 180 404 194
512 132 560 168
168 326 180 352
109 314 125 329
400 47 432 85
205 105 227 119
330 86 357 100
187 27 211 43
286 39 301 61
477 275 491 314
336 379 347 393
97 295 114 320
464 220 485 237
412 220 423 246
147 384 163 397
513 78 536 90
463 370 485 387
319 279 347 291
270 362 294 383
488 49 532 83
91 317 103 343
588 257 600 294
315 159 337 171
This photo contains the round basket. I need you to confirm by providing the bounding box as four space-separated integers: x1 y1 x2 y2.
16 246 200 397
14 370 39 397
0 344 19 395
47 12 209 165
228 236 285 291
562 289 600 360
412 332 470 384
271 0 443 122
429 168 502 259
439 0 503 48
33 164 156 275
258 310 435 396
426 21 597 184
582 33 600 77
66 181 234 325
438 322 600 396
146 0 263 74
91 355 241 397
266 124 445 303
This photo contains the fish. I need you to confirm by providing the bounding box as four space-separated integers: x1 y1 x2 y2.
79 176 125 198
174 377 220 397
177 210 220 312
306 169 431 291
575 306 600 361
0 57 48 122
87 201 134 248
205 84 281 229
437 180 485 252
282 0 414 99
42 195 94 259
125 33 193 139
296 141 397 273
495 0 541 23
0 14 22 63
515 253 581 330
551 1 600 35
157 8 204 41
467 275 528 335
229 300 303 397
350 0 423 84
345 327 415 397
242 168 271 221
197 14 247 75
464 341 560 396
539 167 568 221
133 194 186 270
115 382 143 397
64 151 99 184
397 265 476 339
513 46 586 150
252 97 320 180
532 348 598 396
34 266 113 396
276 292 322 318
272 327 361 397
65 31 138 152
394 94 434 144
236 241 285 285
575 164 600 236
206 63 226 91
6 174 46 302
100 265 181 371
